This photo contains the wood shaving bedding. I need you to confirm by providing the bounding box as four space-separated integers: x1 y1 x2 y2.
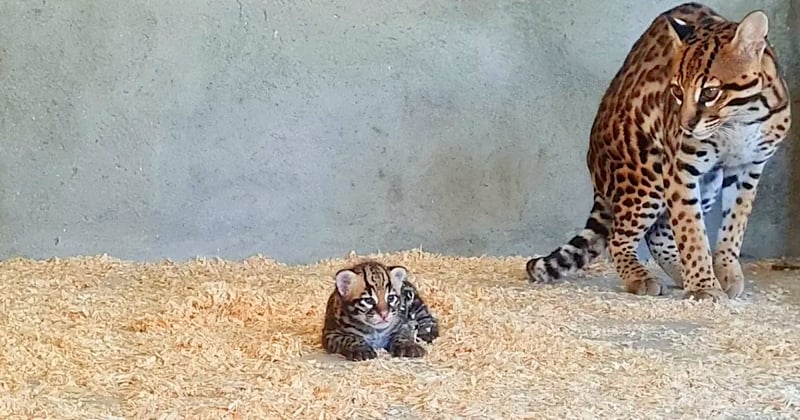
0 250 798 419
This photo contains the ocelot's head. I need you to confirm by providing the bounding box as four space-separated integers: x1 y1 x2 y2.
666 10 770 139
333 261 406 329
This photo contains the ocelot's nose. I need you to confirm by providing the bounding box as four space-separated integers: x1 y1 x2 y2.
680 109 701 134
376 303 389 319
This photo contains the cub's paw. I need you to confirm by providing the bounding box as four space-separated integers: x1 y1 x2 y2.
344 345 378 361
683 287 729 303
713 256 745 299
391 342 426 358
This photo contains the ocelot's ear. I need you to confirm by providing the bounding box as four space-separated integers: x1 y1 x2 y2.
666 16 694 44
388 266 408 292
733 11 768 58
335 269 360 298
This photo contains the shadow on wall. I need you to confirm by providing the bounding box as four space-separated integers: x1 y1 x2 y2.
787 0 800 257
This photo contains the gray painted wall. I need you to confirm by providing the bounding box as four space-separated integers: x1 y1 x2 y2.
0 0 797 264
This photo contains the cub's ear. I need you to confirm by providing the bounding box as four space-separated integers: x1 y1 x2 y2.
388 266 408 292
666 16 695 44
335 269 359 297
734 10 768 57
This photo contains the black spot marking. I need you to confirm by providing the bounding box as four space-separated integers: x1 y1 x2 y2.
545 262 561 280
568 236 588 249
679 162 701 176
586 218 609 238
571 250 587 269
722 175 737 188
680 144 697 154
555 252 571 269
652 162 663 174
636 132 650 163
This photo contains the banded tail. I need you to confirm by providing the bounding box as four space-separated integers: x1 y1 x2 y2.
526 196 612 283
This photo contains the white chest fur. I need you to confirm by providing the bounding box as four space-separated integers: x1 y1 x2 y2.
363 317 403 350
365 328 393 349
680 121 774 176
713 123 771 168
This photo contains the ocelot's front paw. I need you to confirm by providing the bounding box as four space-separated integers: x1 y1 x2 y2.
416 324 439 344
713 255 745 299
683 287 729 303
390 341 426 358
624 276 664 296
343 345 378 361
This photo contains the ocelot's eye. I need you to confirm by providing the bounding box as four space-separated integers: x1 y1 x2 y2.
361 297 376 306
403 291 414 301
699 86 720 103
387 295 398 304
669 83 684 102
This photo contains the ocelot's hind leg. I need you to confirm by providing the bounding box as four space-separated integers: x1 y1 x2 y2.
608 171 665 296
645 217 683 288
610 220 664 296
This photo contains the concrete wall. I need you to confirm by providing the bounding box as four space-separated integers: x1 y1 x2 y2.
0 0 797 264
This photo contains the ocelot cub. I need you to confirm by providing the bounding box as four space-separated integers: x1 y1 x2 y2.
322 261 439 361
526 3 791 301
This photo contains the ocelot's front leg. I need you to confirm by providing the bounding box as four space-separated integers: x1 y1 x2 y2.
323 330 377 361
663 151 727 302
713 162 767 299
644 168 723 289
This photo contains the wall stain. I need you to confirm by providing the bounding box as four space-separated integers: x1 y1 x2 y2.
785 0 800 256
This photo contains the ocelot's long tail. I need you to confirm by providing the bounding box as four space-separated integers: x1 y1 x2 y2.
526 195 612 283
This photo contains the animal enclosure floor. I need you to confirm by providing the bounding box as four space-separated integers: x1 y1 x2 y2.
0 250 798 419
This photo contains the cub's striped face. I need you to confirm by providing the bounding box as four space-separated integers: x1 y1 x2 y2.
335 263 406 328
667 11 769 139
